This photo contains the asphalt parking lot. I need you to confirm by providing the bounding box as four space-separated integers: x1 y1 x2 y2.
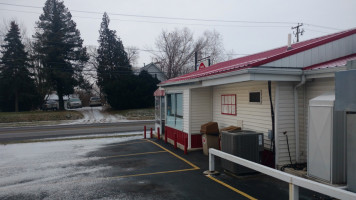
0 135 331 200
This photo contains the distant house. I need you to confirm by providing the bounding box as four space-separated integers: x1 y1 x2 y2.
158 27 356 184
138 63 167 82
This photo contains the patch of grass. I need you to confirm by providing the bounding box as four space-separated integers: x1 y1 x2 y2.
105 107 155 120
0 110 83 123
0 134 142 145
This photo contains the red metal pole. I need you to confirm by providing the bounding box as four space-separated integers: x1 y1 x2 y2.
150 128 153 138
165 129 167 143
157 127 160 140
184 136 188 155
144 126 146 139
174 133 177 149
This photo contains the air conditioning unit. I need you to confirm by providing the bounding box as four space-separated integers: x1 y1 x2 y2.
221 130 264 175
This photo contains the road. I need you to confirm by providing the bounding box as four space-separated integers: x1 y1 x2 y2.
0 121 154 143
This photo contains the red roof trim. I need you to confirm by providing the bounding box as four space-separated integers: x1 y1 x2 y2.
161 28 356 85
303 53 356 70
153 89 165 96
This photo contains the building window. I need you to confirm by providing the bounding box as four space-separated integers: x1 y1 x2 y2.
221 94 236 115
249 91 261 103
167 93 183 130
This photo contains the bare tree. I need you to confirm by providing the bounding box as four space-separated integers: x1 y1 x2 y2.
225 49 237 61
152 28 205 79
152 28 229 79
201 29 226 65
126 46 139 68
84 45 102 96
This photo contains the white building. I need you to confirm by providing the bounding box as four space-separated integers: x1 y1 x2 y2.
139 63 167 82
158 28 356 178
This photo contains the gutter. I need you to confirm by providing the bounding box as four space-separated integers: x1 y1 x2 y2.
160 67 302 88
294 73 306 163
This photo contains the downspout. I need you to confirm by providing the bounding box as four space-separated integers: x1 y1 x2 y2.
294 73 306 163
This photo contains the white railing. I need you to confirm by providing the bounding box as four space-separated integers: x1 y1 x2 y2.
209 148 356 200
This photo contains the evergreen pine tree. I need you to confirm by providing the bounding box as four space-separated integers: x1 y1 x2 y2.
0 21 39 112
96 12 131 90
33 0 88 110
96 12 133 109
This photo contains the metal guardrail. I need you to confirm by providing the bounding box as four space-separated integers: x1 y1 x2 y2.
209 148 356 200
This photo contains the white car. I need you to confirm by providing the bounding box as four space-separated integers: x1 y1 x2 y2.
67 98 82 109
89 97 102 107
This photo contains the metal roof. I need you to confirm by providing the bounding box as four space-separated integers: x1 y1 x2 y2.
161 28 356 85
303 53 356 70
153 88 165 96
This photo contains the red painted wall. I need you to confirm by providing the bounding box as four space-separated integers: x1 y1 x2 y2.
165 126 202 148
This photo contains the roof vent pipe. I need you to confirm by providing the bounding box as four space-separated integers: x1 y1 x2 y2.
287 34 292 50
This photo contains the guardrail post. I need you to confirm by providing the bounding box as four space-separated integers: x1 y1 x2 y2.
289 183 299 200
150 128 153 138
184 136 188 155
209 150 215 172
144 126 146 139
157 127 160 140
165 129 167 143
174 133 177 149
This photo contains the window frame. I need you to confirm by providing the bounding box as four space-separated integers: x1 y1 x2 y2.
249 90 262 104
221 94 237 116
166 93 183 129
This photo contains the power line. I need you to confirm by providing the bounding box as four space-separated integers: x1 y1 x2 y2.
0 34 251 56
0 2 298 25
304 23 342 31
0 3 342 32
304 28 331 34
0 8 292 29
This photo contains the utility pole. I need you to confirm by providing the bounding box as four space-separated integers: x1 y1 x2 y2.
291 23 305 42
194 52 198 71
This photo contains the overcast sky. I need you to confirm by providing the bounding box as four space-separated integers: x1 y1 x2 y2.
1 0 355 68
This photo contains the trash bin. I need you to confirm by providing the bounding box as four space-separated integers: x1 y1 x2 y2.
202 133 219 155
200 122 219 134
201 122 219 155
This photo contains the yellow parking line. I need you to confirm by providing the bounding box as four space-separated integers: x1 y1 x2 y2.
111 141 149 146
146 139 200 169
206 175 257 200
110 168 198 178
103 151 166 158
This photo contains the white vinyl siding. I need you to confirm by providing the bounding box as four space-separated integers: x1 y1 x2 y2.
190 87 213 134
276 82 296 166
275 78 334 166
212 81 275 149
301 77 335 163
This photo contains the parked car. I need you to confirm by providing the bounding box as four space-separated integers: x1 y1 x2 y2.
67 98 82 109
42 100 58 111
89 97 102 107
